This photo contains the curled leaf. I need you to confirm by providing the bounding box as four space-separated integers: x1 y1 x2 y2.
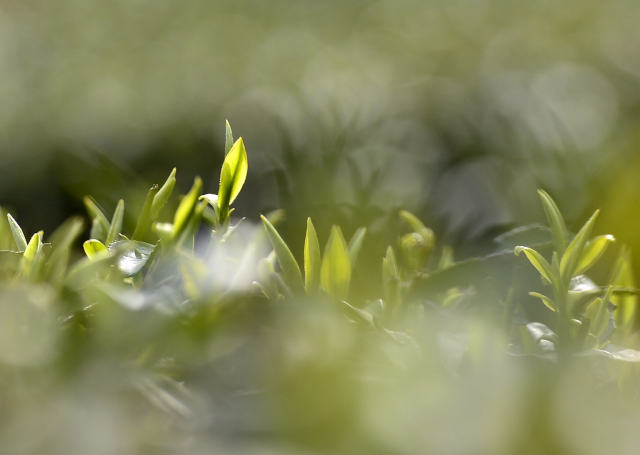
514 246 554 284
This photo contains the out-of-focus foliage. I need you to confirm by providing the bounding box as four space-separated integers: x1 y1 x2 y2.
3 1 640 453
3 0 640 256
2 126 640 454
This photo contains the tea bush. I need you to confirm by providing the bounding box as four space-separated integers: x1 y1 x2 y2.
1 123 640 455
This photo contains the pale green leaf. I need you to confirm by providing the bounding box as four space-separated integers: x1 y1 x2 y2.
7 214 27 253
347 227 367 267
575 234 615 276
83 196 110 237
304 218 321 294
172 177 203 240
514 246 554 284
537 189 569 252
105 199 125 246
225 120 234 155
151 168 177 219
529 292 557 312
320 226 351 300
132 184 159 241
560 210 599 281
260 214 302 292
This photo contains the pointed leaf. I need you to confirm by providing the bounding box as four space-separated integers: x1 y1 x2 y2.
132 185 159 241
304 218 321 293
151 168 177 219
321 226 351 300
7 214 27 252
529 292 557 312
537 189 569 252
514 246 554 284
260 215 302 292
172 177 203 240
225 120 234 155
611 247 636 335
83 196 110 236
348 227 367 267
575 234 615 276
105 199 125 246
560 210 599 281
23 232 42 261
218 137 248 213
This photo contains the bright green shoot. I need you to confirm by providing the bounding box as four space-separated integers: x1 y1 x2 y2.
200 122 248 227
515 190 616 351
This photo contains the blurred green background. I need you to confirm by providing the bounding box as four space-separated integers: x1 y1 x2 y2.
5 2 640 454
2 0 640 257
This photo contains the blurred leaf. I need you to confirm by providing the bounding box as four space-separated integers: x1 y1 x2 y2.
304 218 321 294
151 168 177 220
611 246 636 335
106 199 125 246
529 292 557 312
7 214 27 253
399 210 434 251
560 210 599 281
321 225 351 300
83 196 110 241
132 184 159 241
347 227 367 268
514 246 554 284
45 217 84 281
575 234 615 276
382 245 399 304
109 241 156 277
493 224 551 249
260 214 302 292
538 189 569 252
90 216 107 242
172 177 203 240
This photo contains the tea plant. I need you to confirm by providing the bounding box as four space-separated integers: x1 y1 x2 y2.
515 190 637 356
2 122 640 454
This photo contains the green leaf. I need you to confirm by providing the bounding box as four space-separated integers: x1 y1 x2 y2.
83 196 110 239
151 168 177 220
560 210 599 281
611 246 636 335
514 246 554 284
529 292 557 312
399 210 434 250
537 189 569 253
382 245 400 303
347 227 367 267
225 120 234 155
304 218 321 294
44 217 84 281
172 177 203 240
21 232 44 278
320 226 351 300
105 199 125 246
132 184 159 241
23 232 42 261
7 214 27 253
260 214 302 292
83 239 108 260
218 137 248 218
575 234 615 276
